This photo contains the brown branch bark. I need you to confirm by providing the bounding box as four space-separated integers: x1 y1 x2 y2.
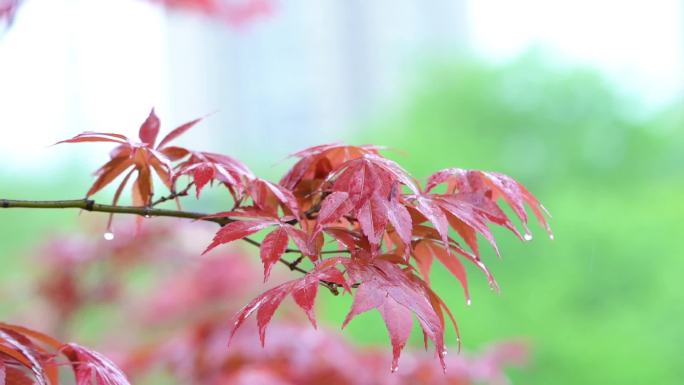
0 198 342 295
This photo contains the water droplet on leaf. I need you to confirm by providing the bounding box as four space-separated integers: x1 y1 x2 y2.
391 365 399 373
523 233 533 241
549 234 555 240
466 299 472 306
103 232 114 241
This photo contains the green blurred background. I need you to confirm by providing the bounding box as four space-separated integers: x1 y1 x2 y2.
2 1 684 384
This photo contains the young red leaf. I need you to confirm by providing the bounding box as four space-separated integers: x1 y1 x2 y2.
255 285 291 346
138 108 161 147
86 155 134 198
317 191 353 225
426 168 552 238
204 219 277 254
357 194 389 246
56 132 128 145
61 343 131 385
435 195 502 256
259 227 289 282
342 259 447 371
248 179 300 219
4 366 35 385
413 195 451 252
378 296 413 372
415 240 470 304
228 265 346 346
382 195 413 249
280 144 379 190
175 151 254 199
190 164 214 198
156 117 202 149
0 330 50 385
291 275 319 328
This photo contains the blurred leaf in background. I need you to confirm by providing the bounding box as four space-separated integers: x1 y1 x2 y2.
331 52 684 384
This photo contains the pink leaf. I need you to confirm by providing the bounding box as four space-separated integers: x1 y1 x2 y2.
138 108 161 147
157 117 202 149
259 227 289 282
317 191 353 225
204 219 277 254
61 343 131 385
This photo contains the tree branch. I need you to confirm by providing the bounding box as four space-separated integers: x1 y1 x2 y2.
0 198 344 295
151 182 195 207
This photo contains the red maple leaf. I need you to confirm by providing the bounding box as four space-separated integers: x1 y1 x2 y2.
174 151 254 200
58 109 202 207
0 323 130 385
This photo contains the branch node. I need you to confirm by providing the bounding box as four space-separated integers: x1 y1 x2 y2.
1 199 9 208
84 199 95 211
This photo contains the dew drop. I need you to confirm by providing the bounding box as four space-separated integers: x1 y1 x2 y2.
466 299 472 306
391 365 399 373
103 232 115 241
549 234 555 240
144 214 151 219
441 349 448 356
523 233 533 241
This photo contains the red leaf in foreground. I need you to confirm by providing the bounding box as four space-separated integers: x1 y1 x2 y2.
342 259 447 371
259 227 289 282
426 168 552 238
228 264 347 346
1 323 130 385
61 343 131 385
316 191 353 225
280 144 380 190
204 219 278 254
414 240 470 304
156 117 202 149
175 151 254 199
322 156 416 247
138 108 161 147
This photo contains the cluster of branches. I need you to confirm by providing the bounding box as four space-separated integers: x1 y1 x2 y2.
1 109 551 372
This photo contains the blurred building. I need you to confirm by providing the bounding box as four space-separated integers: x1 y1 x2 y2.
163 0 470 160
0 0 682 172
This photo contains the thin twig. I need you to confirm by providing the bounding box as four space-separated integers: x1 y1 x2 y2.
151 182 195 207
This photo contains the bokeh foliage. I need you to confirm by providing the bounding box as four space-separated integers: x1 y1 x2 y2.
337 53 684 384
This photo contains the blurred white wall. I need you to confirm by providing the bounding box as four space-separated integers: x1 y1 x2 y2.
0 0 681 175
468 0 684 109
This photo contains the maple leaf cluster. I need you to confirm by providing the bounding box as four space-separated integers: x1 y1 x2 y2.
58 110 552 370
0 323 130 385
